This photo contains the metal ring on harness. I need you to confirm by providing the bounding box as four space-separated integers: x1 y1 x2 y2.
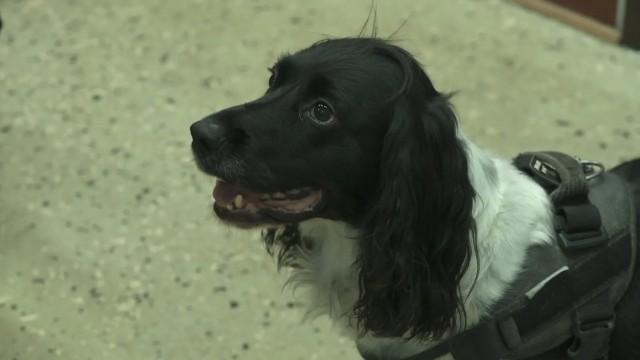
579 159 605 181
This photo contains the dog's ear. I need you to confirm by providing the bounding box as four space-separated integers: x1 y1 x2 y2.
354 44 476 339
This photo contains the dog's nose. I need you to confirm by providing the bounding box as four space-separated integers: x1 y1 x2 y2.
190 119 225 154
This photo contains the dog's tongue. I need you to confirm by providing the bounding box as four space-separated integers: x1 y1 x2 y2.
213 180 240 205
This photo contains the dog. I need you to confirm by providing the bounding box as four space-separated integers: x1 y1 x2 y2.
190 38 640 359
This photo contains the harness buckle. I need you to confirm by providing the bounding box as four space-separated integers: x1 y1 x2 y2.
567 308 615 359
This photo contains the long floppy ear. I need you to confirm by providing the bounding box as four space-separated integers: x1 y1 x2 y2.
354 44 476 339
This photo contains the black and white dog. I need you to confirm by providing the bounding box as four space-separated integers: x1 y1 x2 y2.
190 38 640 359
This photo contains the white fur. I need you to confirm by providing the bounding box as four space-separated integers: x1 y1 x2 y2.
280 133 555 359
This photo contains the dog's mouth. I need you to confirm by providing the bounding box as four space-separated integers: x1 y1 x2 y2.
212 180 324 225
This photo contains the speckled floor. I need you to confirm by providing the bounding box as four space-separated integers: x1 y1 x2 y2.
0 0 639 359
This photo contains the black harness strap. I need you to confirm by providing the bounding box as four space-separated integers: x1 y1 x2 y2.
514 152 608 251
399 230 629 360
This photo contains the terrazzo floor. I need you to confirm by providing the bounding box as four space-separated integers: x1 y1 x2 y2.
0 0 639 359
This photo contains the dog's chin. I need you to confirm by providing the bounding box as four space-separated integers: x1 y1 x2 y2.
211 179 326 228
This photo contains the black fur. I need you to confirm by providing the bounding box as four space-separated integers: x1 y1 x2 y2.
191 38 477 339
354 44 476 339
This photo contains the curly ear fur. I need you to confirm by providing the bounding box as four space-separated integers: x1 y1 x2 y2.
353 43 477 339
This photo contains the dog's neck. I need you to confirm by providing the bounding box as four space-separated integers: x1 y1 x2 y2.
294 134 555 358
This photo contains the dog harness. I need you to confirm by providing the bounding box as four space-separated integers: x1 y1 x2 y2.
359 152 637 360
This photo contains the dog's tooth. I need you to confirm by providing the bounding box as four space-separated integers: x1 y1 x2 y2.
234 194 245 209
259 193 271 201
272 192 286 200
226 203 234 211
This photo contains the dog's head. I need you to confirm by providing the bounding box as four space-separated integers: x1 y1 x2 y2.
191 38 409 225
191 38 476 339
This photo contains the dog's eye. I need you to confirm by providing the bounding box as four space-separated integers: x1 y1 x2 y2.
307 101 335 125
